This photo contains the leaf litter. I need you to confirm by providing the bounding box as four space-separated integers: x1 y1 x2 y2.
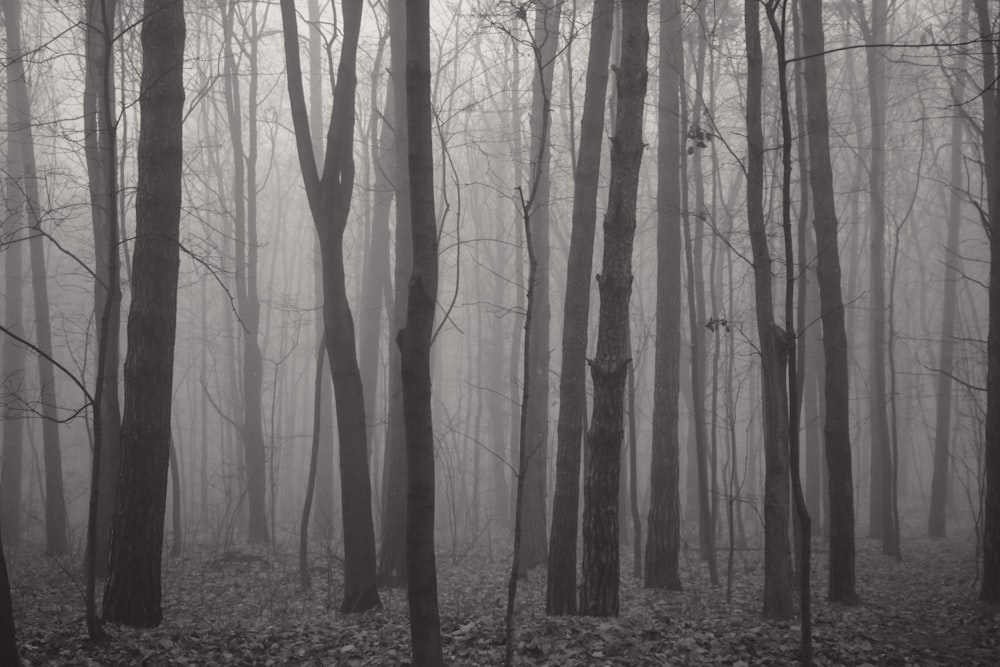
7 535 997 665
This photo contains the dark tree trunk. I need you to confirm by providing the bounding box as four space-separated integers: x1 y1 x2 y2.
546 0 612 615
746 0 793 621
645 0 683 593
974 0 1000 602
579 0 648 617
401 0 443 661
280 0 381 615
83 0 122 578
101 0 185 626
801 0 858 605
0 530 18 665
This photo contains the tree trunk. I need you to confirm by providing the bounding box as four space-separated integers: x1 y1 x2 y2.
746 0 793 621
929 0 969 539
1 0 70 554
518 0 561 575
101 0 185 626
401 0 443 660
645 0 683 593
280 0 381 614
973 0 1000 602
546 0 612 615
378 0 411 588
0 529 18 665
801 0 858 605
579 0 647 617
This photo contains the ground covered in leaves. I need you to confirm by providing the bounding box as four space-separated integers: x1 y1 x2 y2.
8 534 998 665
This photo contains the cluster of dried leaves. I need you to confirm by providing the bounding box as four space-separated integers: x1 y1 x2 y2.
8 535 997 665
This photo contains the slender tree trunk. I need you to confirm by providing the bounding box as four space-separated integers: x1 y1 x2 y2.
280 0 381 614
0 529 17 665
579 0 648 616
378 0 411 587
801 0 858 605
546 0 612 615
746 0 793 621
102 0 185 626
929 1 969 539
645 0 683 592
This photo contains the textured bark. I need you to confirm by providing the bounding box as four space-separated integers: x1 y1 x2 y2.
546 0 612 615
974 0 1000 602
579 0 647 617
801 0 858 605
401 0 443 660
745 0 793 621
280 0 381 614
645 0 683 592
101 0 185 626
929 1 969 539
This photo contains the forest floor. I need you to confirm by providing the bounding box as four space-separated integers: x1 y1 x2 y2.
8 532 999 665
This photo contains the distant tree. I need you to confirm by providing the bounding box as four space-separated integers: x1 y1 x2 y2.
929 0 970 540
546 0 613 615
973 0 1000 602
279 0 381 614
645 0 683 593
102 0 185 627
579 0 648 617
801 0 857 605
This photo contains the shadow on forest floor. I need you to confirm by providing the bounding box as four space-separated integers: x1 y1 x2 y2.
8 533 999 665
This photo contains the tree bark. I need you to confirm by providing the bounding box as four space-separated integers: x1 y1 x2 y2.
401 0 443 660
0 529 18 665
579 0 648 617
801 0 858 605
101 0 185 626
645 0 683 593
546 0 612 615
973 0 1000 602
746 0 793 621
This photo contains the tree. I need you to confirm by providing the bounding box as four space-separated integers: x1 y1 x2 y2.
518 0 561 575
973 0 1000 602
746 0 793 621
645 0 683 592
801 0 858 605
279 0 381 614
400 0 443 659
83 0 122 580
579 0 648 617
929 0 970 540
0 529 17 665
546 0 613 615
220 0 269 544
102 0 185 626
2 0 70 555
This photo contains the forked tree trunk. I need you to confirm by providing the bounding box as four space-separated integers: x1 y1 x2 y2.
546 0 612 615
279 0 381 614
579 0 648 617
